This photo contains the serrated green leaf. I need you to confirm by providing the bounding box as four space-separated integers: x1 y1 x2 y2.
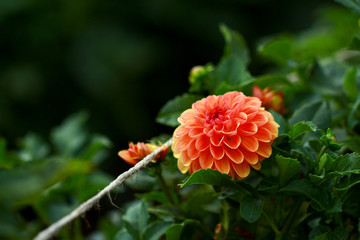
156 94 202 127
143 221 172 240
335 0 360 14
220 24 249 65
343 67 358 100
276 155 301 186
280 180 341 213
240 195 264 223
288 121 317 139
342 136 360 152
335 174 360 191
318 153 335 172
328 153 360 177
165 219 200 240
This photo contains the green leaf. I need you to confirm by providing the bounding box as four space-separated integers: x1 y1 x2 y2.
343 67 358 100
17 133 50 162
269 110 288 135
114 229 136 240
122 200 149 239
81 135 112 162
220 24 249 65
342 136 360 152
335 0 360 14
156 94 202 127
275 155 301 186
254 74 291 89
0 138 8 168
348 93 360 130
214 57 253 94
289 101 331 130
328 153 360 177
143 221 172 240
51 111 88 157
179 169 255 195
288 121 317 139
165 219 210 240
348 36 360 50
258 36 294 66
280 180 341 213
240 195 264 223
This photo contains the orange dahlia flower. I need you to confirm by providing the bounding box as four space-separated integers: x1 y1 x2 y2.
118 142 168 165
172 91 279 179
252 86 285 114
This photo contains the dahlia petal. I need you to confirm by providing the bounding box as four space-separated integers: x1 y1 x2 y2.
178 109 194 124
240 136 259 152
232 161 250 179
178 159 190 174
177 135 193 151
237 123 258 136
250 113 268 126
205 95 218 111
222 119 239 135
118 150 138 165
174 125 188 138
193 100 206 114
224 147 244 164
210 144 225 160
250 162 261 170
190 159 201 173
257 142 272 158
187 142 199 160
189 127 204 138
254 128 272 142
210 132 224 146
223 135 241 149
230 93 245 109
215 157 230 174
199 150 214 169
195 134 210 151
242 149 258 165
180 151 192 166
263 120 279 138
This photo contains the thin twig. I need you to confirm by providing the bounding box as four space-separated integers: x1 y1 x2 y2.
33 138 173 240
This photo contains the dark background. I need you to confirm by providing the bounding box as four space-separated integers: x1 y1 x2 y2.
0 0 333 173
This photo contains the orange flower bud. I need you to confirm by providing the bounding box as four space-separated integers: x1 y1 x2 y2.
252 86 285 114
118 142 168 166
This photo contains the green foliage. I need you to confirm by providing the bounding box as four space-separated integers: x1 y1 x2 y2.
4 2 360 240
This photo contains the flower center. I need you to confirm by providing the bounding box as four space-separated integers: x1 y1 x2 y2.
206 109 226 126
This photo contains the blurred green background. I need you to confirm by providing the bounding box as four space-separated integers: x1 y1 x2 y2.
0 0 334 173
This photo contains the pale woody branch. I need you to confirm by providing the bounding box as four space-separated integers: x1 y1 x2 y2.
33 138 173 240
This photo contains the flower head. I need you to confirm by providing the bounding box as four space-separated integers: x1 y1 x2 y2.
118 142 168 165
172 91 279 179
253 86 285 114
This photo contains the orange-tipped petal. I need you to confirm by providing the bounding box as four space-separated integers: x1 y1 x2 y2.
199 150 214 169
242 149 258 165
257 141 272 158
195 134 210 151
224 147 244 164
210 144 225 160
232 161 250 179
215 157 230 174
187 142 199 160
241 136 259 152
223 135 241 149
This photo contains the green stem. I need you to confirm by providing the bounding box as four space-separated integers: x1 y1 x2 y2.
222 200 229 240
155 166 175 205
281 200 302 238
262 210 281 236
315 145 327 166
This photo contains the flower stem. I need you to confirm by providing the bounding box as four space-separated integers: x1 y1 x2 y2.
155 166 175 205
262 210 281 237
